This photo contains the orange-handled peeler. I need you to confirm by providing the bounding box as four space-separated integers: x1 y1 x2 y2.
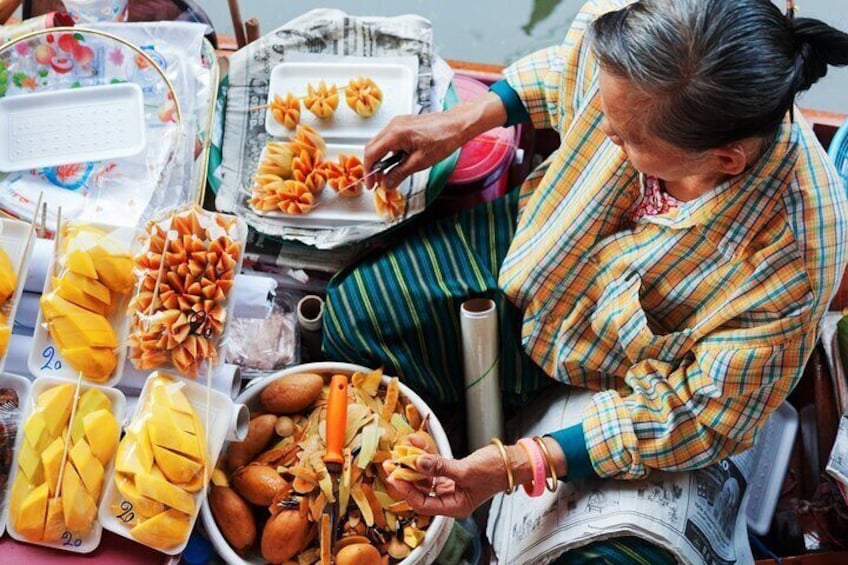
322 374 348 564
324 374 348 466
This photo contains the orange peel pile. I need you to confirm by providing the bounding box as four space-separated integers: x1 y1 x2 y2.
128 210 242 378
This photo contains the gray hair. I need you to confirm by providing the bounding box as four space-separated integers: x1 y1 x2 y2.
591 0 848 151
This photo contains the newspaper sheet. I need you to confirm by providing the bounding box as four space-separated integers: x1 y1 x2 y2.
487 387 756 565
217 9 447 250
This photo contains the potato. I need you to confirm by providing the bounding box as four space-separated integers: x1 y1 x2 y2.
209 486 256 554
261 510 313 564
336 543 382 565
259 372 324 414
228 414 278 471
232 464 287 506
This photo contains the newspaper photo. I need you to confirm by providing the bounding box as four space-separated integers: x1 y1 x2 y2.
487 388 756 565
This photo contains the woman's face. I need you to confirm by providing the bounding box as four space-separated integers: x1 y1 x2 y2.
597 69 709 182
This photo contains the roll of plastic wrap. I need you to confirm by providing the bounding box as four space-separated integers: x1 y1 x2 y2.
6 333 36 379
23 237 53 293
232 273 276 319
14 291 40 329
460 298 504 451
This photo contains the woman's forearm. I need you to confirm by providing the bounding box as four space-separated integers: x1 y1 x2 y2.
449 92 509 147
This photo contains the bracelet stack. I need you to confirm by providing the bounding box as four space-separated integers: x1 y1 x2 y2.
491 436 559 497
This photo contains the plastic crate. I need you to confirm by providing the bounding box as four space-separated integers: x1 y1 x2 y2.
830 119 848 193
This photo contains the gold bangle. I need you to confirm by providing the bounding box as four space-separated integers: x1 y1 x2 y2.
533 436 559 492
490 438 515 494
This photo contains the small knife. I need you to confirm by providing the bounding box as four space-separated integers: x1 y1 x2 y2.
322 374 348 564
337 151 407 194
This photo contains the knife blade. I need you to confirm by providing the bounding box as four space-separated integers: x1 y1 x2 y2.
337 151 407 194
322 374 348 564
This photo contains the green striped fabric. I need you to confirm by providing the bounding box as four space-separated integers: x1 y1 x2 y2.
323 189 547 406
553 536 676 565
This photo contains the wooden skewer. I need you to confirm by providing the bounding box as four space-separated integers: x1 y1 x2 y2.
52 371 84 501
15 191 43 282
143 216 176 331
51 206 63 278
248 85 361 111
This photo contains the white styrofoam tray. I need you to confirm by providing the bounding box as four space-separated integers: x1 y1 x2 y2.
744 401 799 535
99 371 234 556
250 143 409 226
0 373 32 538
28 221 139 387
0 83 146 172
265 61 416 140
0 217 36 375
5 376 127 553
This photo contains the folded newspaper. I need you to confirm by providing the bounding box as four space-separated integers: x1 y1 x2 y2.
217 9 449 251
487 388 758 565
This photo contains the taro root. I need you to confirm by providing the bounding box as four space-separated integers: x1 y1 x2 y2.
259 372 324 414
208 486 256 554
232 464 287 506
261 510 313 564
227 414 278 471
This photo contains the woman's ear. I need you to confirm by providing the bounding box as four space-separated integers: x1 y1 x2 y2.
710 144 748 176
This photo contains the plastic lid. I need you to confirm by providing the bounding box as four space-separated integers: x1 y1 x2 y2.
182 533 213 565
447 75 516 185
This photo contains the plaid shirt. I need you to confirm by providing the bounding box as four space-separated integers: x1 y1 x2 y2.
499 0 848 479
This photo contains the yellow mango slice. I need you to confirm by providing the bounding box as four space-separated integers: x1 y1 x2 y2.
58 270 111 306
55 276 111 316
152 445 203 485
150 376 194 414
17 440 45 484
22 412 49 451
84 408 119 465
15 482 49 541
70 439 105 498
62 465 97 535
41 436 65 496
178 467 205 494
114 472 165 519
151 404 196 435
148 419 201 461
9 471 34 522
71 388 112 444
49 311 117 349
0 322 10 357
88 246 135 294
135 472 195 515
0 246 15 304
129 508 191 550
43 498 66 542
40 292 90 322
63 346 117 383
35 383 75 436
65 249 98 279
115 427 155 476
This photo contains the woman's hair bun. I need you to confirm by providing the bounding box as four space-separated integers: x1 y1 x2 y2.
792 17 848 93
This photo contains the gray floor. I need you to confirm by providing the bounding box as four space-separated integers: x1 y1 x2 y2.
204 0 848 115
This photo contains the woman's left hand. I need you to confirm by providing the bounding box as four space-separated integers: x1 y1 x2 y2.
385 443 523 518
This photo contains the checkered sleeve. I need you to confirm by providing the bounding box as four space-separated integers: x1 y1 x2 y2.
582 334 811 479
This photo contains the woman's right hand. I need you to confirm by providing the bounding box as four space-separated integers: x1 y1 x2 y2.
364 92 509 189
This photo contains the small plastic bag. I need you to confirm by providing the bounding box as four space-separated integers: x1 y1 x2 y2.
225 290 300 378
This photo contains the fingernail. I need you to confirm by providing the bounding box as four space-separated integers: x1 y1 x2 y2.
418 455 434 472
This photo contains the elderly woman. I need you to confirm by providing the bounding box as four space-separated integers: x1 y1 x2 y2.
324 0 848 559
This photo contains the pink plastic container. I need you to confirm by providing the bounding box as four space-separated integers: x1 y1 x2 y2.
440 74 519 212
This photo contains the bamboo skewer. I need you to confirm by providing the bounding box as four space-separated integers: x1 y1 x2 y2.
52 371 84 502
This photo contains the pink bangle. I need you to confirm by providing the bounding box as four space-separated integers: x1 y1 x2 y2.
517 438 547 497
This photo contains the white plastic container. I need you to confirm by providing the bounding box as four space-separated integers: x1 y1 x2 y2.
0 217 36 375
0 83 145 172
27 220 139 387
99 371 243 556
265 61 416 140
0 373 33 537
5 375 127 553
200 361 456 565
